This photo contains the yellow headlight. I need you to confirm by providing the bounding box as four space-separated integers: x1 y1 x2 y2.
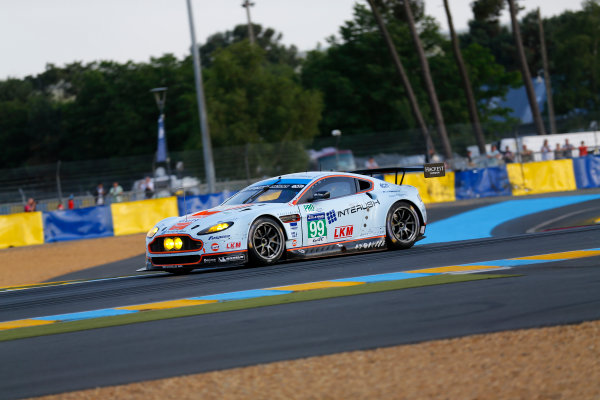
207 223 230 233
173 237 183 250
164 237 175 251
147 226 159 238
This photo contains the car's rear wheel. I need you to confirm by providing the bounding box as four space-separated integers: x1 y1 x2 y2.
386 201 420 250
248 217 285 266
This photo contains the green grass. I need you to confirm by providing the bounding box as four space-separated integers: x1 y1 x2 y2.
0 273 517 342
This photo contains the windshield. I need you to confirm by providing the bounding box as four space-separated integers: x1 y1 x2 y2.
222 180 310 205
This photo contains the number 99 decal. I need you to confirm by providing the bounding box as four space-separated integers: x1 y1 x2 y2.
308 219 327 238
307 213 327 242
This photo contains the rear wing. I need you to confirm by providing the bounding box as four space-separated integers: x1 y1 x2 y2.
352 163 445 185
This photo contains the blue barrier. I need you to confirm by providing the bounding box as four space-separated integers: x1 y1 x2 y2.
43 206 114 243
572 155 600 189
455 166 512 200
177 191 235 215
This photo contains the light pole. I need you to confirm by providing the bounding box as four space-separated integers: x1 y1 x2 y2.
242 0 256 45
186 0 217 193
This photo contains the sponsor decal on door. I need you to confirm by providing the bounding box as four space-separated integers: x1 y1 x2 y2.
334 225 353 239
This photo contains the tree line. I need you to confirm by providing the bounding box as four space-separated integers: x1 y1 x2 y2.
0 0 598 169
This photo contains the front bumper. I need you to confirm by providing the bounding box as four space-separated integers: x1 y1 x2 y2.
139 251 248 272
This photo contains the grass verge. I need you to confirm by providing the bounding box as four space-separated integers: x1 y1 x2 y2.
0 273 516 342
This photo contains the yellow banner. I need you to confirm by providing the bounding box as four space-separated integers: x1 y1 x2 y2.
506 160 576 196
0 212 44 249
111 197 179 236
384 172 456 203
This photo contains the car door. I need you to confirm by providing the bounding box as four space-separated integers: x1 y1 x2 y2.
297 176 370 247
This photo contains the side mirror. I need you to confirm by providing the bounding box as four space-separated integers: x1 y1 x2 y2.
312 191 330 201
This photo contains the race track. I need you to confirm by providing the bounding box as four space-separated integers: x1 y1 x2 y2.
1 193 600 399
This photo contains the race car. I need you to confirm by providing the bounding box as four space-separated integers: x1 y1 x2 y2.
140 166 444 274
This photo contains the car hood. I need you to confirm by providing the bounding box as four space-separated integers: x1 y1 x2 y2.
159 202 292 234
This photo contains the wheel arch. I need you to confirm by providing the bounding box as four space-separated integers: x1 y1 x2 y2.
395 199 425 228
250 213 289 242
382 198 425 228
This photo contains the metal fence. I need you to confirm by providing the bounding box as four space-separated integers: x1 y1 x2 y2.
2 116 598 214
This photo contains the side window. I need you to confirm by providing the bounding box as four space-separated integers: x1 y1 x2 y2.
356 179 372 192
300 177 357 203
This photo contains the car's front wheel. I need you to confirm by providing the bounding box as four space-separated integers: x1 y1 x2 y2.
385 201 420 250
247 217 285 266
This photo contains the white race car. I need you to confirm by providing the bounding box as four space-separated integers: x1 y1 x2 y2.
141 167 442 274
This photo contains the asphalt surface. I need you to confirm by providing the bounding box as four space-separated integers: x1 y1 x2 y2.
1 196 600 399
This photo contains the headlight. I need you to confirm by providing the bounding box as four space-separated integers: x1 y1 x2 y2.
198 222 234 235
173 237 183 250
147 226 159 238
164 237 175 251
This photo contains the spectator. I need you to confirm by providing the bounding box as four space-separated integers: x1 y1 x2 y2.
562 139 574 158
94 183 105 205
540 140 551 161
502 146 514 164
554 143 563 160
486 144 502 166
68 194 75 210
428 148 442 163
142 176 154 199
578 141 588 157
365 157 378 169
466 150 475 168
176 161 185 179
109 182 124 203
24 198 36 212
57 203 64 210
521 144 534 163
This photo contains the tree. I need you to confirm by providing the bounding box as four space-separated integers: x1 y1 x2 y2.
507 0 546 135
537 8 557 134
0 80 32 168
201 41 323 176
545 0 600 118
443 0 486 154
402 0 452 159
301 2 519 150
463 0 516 71
367 0 435 155
200 24 300 69
301 4 430 138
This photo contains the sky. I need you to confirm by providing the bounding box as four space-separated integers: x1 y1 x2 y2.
0 0 580 80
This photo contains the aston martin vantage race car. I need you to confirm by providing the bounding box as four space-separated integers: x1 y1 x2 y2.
141 166 444 274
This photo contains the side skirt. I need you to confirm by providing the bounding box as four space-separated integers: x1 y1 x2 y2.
286 236 387 259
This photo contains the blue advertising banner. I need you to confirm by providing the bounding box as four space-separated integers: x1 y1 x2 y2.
43 206 114 243
572 155 600 189
156 114 167 163
455 166 512 200
177 191 235 215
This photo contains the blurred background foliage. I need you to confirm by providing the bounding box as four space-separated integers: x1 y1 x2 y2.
0 0 599 170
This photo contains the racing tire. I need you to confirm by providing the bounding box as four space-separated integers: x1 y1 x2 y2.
385 201 420 250
247 217 285 266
